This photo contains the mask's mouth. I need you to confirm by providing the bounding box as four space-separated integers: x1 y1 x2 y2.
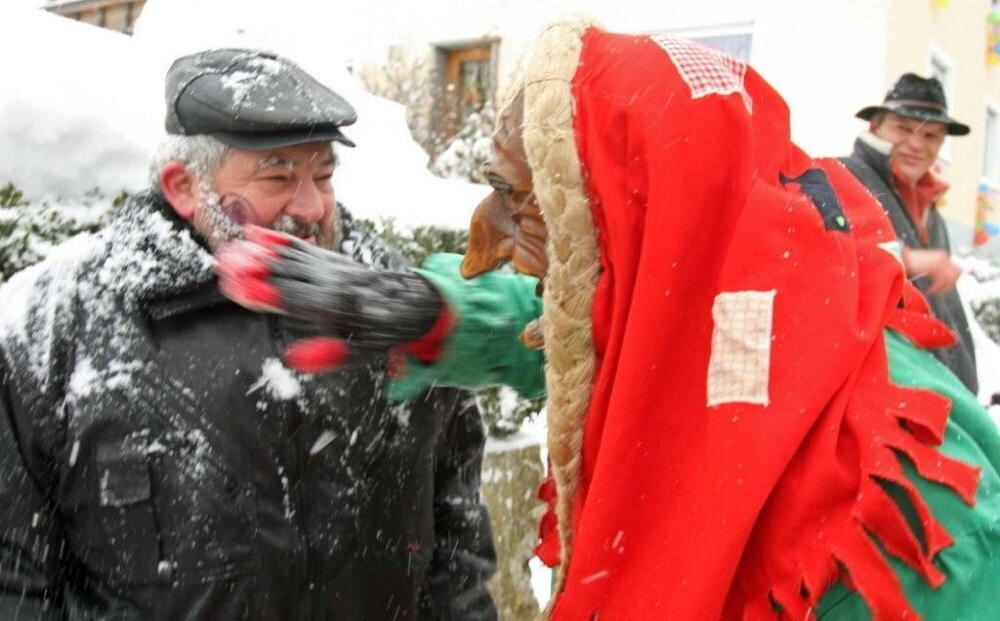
463 189 549 349
462 191 548 276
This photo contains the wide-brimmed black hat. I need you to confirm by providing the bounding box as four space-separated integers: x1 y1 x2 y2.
855 73 969 136
165 48 357 150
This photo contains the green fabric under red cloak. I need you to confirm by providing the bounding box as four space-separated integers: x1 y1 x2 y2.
534 28 979 619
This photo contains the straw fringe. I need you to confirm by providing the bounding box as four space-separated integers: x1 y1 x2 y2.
514 16 600 615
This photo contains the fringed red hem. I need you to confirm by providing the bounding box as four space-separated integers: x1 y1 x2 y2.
732 330 980 620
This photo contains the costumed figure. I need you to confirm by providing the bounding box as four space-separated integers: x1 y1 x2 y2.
217 20 1000 619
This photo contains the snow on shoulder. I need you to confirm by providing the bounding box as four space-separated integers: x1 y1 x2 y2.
0 232 106 380
0 193 215 387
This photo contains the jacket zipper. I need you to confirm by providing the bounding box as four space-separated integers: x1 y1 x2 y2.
270 315 311 618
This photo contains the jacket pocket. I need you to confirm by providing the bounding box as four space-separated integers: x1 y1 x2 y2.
149 431 257 584
123 378 258 584
95 436 166 586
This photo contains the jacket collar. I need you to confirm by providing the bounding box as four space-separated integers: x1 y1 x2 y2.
109 196 400 321
857 130 893 156
102 191 224 319
853 131 947 196
852 131 894 179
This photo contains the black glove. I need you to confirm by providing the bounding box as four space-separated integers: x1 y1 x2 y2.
216 226 446 370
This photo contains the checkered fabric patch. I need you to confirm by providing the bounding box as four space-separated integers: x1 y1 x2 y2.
706 290 776 407
651 35 753 114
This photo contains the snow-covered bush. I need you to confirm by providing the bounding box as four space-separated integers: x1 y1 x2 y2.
356 46 442 158
429 107 495 184
477 385 545 438
979 299 1000 345
0 183 120 283
969 265 1000 347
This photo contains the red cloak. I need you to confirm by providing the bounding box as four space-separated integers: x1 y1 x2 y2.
528 25 977 620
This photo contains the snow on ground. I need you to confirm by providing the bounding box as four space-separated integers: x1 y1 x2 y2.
0 1 486 230
956 258 1000 409
487 406 554 609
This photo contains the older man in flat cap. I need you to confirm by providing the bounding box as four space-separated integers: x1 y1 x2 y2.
0 48 497 620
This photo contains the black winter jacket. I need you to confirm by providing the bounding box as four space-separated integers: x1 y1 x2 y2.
841 136 979 394
0 193 496 620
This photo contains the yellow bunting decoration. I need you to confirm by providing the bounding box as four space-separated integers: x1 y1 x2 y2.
990 10 1000 65
974 183 999 247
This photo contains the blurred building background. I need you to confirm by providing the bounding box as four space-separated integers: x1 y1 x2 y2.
41 0 1000 248
44 0 145 34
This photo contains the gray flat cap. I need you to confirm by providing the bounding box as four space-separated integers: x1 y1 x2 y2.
165 48 357 149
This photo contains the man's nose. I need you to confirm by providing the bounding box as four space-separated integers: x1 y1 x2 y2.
286 180 326 222
905 131 930 152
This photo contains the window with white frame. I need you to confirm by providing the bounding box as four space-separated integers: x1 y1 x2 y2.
984 102 999 186
652 23 754 62
929 53 953 100
689 32 753 61
928 44 954 162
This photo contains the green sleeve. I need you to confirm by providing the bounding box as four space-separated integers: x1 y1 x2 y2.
388 253 546 402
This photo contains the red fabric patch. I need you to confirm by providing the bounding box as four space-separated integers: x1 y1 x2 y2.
217 276 282 312
401 306 456 363
214 241 278 279
534 474 561 568
215 239 283 311
537 29 979 620
284 337 350 373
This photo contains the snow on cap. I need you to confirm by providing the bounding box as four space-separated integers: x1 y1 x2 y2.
165 48 357 149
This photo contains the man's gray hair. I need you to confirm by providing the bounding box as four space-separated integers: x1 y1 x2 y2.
148 134 232 194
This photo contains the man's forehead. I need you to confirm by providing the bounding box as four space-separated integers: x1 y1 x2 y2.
887 113 947 134
239 143 335 169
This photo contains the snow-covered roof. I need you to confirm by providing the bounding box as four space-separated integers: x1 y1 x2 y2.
0 0 486 229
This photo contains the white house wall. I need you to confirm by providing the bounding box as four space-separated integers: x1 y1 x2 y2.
884 0 1000 239
362 0 889 165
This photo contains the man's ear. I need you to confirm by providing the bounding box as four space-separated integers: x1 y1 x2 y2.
159 161 199 221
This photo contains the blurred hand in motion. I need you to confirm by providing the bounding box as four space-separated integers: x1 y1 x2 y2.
215 226 450 373
902 247 962 295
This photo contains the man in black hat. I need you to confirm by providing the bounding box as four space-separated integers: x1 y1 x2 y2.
841 72 978 394
0 48 497 620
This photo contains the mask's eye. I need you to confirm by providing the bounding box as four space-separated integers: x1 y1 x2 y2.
486 172 514 196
